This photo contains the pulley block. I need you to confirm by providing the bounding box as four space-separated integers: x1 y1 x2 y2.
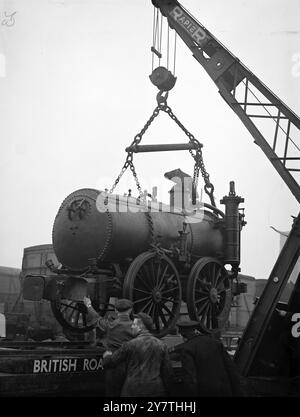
149 66 177 91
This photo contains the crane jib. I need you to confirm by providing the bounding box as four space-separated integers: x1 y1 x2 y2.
170 6 210 47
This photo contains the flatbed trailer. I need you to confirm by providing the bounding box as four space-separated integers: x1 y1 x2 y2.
0 341 106 397
0 336 185 397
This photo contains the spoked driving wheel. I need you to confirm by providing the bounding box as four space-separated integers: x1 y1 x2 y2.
123 251 182 338
187 257 232 333
51 298 95 333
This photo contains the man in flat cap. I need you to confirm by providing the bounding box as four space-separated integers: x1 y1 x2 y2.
170 320 242 397
83 296 134 396
102 312 175 397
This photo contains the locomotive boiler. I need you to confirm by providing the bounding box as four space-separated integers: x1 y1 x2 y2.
23 180 245 338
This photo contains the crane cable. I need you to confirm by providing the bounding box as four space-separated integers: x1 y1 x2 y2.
151 7 177 77
152 8 158 72
159 13 163 67
152 8 162 72
173 31 177 76
167 21 169 70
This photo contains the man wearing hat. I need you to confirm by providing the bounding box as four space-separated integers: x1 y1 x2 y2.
102 312 175 397
83 296 134 396
170 320 242 397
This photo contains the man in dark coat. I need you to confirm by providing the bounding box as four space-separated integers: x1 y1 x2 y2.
103 313 175 397
83 297 134 351
83 297 134 396
170 320 242 397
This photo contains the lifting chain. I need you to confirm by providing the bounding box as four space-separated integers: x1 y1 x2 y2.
157 96 216 207
109 105 161 201
109 92 216 207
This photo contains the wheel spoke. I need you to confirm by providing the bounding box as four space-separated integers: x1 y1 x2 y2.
148 302 155 319
210 263 216 286
217 276 225 289
68 304 77 320
142 278 154 293
159 275 172 292
60 301 80 312
135 272 150 291
195 296 208 305
133 295 152 304
153 305 160 331
158 305 168 326
197 299 209 314
133 287 151 295
155 261 161 286
78 313 83 327
211 305 218 328
200 269 210 284
200 302 210 323
60 302 71 313
74 309 80 326
157 263 169 289
51 298 95 332
214 301 222 315
139 299 152 313
141 266 154 291
217 283 225 294
82 313 87 326
214 270 222 287
161 286 179 295
197 281 209 294
67 302 76 317
196 279 210 292
161 303 174 318
161 296 175 303
206 305 212 328
195 289 209 296
204 279 212 289
149 259 156 286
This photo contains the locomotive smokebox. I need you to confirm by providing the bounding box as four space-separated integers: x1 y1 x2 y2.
52 189 150 271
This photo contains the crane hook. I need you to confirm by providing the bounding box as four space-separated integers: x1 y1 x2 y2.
156 90 168 106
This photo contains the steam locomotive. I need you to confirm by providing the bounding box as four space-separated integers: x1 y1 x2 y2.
23 177 246 337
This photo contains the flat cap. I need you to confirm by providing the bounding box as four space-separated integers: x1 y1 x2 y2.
134 312 154 332
177 320 201 329
115 298 133 312
177 320 210 334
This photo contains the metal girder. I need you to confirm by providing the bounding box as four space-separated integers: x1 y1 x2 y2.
218 86 300 204
234 213 300 375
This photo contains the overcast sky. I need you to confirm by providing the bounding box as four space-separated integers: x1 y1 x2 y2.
0 0 299 280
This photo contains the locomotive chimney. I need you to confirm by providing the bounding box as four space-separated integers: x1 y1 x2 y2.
220 181 245 268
